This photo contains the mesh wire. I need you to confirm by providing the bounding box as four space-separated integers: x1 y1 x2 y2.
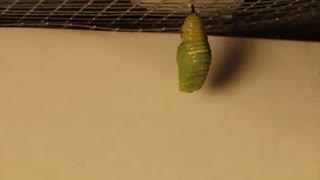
0 0 319 40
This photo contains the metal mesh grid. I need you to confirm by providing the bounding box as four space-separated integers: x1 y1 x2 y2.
0 0 320 40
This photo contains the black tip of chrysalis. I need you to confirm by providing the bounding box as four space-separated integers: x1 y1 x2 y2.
191 4 195 13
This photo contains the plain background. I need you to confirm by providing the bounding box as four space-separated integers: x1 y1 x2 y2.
0 28 319 180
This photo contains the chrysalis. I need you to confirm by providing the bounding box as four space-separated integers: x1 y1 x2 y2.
177 5 211 93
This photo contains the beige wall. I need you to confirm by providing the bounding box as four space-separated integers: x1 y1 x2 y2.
0 28 319 180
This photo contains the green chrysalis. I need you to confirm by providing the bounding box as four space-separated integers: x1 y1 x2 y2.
177 5 211 93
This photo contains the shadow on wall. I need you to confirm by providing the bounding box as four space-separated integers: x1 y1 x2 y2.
207 38 250 91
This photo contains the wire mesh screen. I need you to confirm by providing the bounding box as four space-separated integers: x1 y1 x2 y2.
0 0 320 40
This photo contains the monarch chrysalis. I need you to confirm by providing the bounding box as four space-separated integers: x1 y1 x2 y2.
177 5 211 93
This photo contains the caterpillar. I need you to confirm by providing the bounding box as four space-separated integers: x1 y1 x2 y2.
176 5 211 93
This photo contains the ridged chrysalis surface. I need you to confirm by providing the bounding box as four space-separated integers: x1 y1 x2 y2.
176 9 211 93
